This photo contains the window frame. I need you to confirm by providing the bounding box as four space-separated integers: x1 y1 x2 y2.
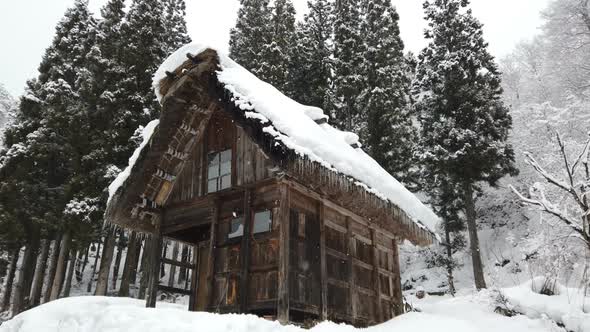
206 148 232 193
252 209 273 235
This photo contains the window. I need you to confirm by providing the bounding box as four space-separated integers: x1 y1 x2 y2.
207 149 232 193
228 217 244 239
253 210 272 234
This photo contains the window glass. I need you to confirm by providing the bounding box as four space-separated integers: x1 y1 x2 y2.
207 149 232 193
253 210 272 234
228 217 243 239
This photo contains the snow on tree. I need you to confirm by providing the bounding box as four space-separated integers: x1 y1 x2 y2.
289 0 333 108
413 0 518 290
229 0 273 80
164 0 192 54
0 84 16 146
259 0 296 93
0 0 98 313
359 0 417 186
500 0 590 107
329 0 365 132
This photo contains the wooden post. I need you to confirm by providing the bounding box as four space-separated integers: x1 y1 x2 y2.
146 221 163 308
277 183 290 324
206 199 220 310
239 189 252 313
318 200 328 321
346 217 356 321
391 238 403 316
371 228 382 323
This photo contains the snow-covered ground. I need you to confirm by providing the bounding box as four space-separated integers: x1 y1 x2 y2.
2 279 585 332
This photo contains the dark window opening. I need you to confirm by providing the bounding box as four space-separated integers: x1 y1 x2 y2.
228 217 244 239
207 149 232 193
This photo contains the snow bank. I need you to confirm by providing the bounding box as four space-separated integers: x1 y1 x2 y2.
1 294 561 332
153 43 439 234
107 120 159 204
503 277 590 332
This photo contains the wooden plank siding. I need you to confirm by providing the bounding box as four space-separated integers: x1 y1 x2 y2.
155 109 405 327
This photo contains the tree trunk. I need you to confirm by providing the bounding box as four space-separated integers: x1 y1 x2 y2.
86 241 101 293
146 235 163 308
12 236 38 315
75 246 88 283
130 238 142 285
95 228 117 296
0 247 20 312
444 222 456 296
111 230 124 290
119 232 138 297
49 230 72 301
43 237 61 303
168 241 179 287
29 239 50 307
138 239 151 299
464 182 487 290
62 250 77 297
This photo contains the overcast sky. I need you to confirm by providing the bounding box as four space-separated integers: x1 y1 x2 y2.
0 0 551 96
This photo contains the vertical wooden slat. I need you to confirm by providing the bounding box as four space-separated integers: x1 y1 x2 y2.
318 200 328 321
277 183 290 324
206 199 220 310
239 189 252 313
371 228 382 323
346 217 356 321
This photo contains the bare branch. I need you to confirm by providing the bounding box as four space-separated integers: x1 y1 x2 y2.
556 132 576 187
524 151 586 210
509 185 586 239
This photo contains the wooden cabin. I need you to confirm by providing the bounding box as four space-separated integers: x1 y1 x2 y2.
106 47 437 327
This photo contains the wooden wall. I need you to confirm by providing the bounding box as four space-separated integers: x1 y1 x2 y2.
168 112 276 206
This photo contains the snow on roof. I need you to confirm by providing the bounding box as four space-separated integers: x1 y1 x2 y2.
107 119 159 204
153 43 440 234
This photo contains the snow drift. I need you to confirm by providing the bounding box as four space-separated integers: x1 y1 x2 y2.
0 289 570 332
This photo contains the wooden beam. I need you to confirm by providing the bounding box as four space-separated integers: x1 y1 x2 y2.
206 199 220 309
371 228 382 323
277 183 290 324
161 257 196 270
318 199 328 321
157 285 192 296
239 189 253 313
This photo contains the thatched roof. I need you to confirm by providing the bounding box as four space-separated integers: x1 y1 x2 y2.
105 46 439 246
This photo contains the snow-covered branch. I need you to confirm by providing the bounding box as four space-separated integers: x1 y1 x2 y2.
509 185 586 238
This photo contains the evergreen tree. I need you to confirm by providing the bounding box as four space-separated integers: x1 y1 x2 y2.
259 0 296 92
413 0 517 290
360 0 417 185
290 0 333 108
330 0 365 132
0 0 98 310
164 0 192 54
229 0 273 79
